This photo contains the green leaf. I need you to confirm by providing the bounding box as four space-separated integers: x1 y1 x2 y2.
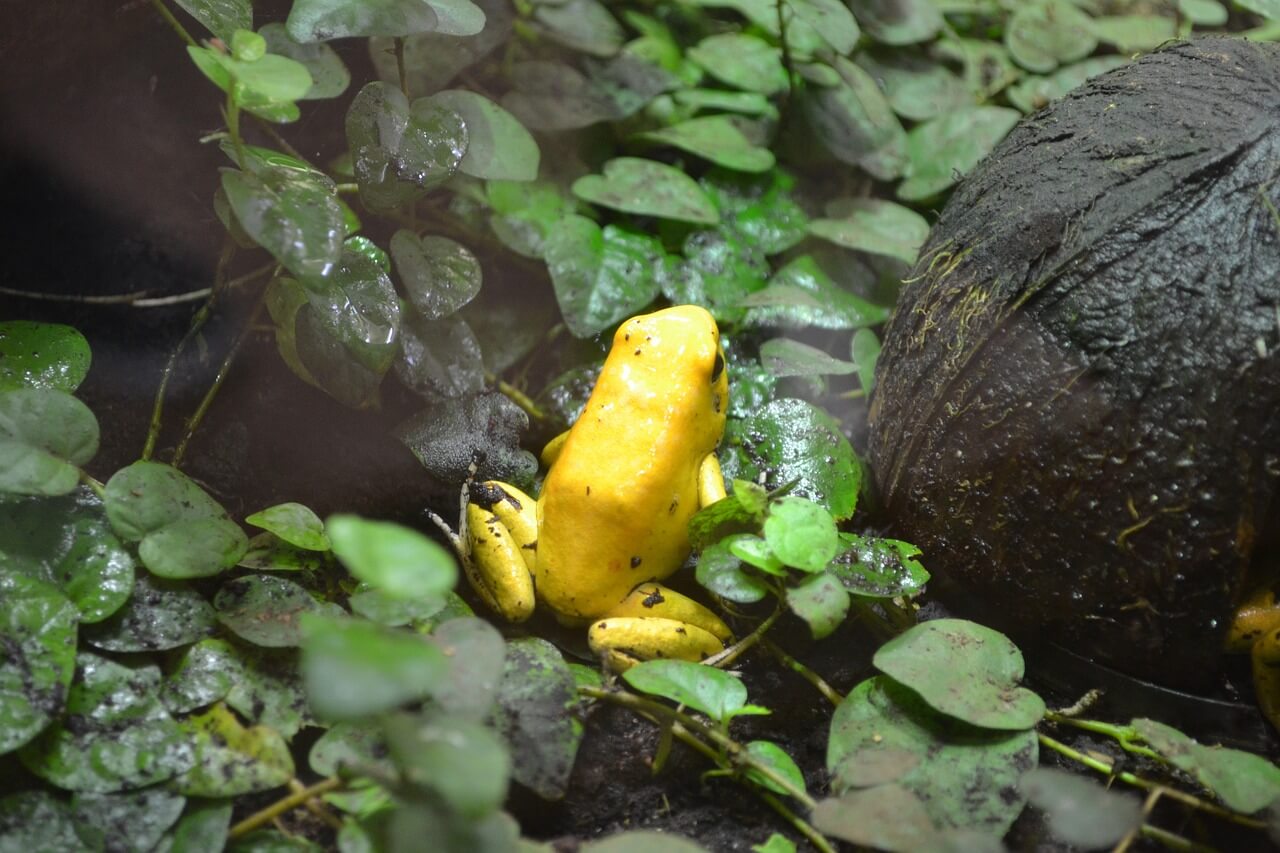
752 833 796 853
345 82 466 212
812 785 939 851
764 497 840 572
301 249 403 376
664 229 769 325
695 536 770 603
232 28 266 61
809 198 930 265
532 0 625 57
687 34 786 95
729 535 786 576
174 703 295 797
851 328 880 395
744 740 806 796
418 90 539 181
239 532 328 572
1179 0 1227 24
856 52 972 123
673 89 777 118
309 721 393 776
0 321 91 393
384 712 510 817
84 572 217 652
1089 14 1178 52
873 619 1046 730
245 502 329 551
699 169 808 255
390 230 482 320
573 158 718 225
186 46 310 122
395 314 485 399
224 646 311 738
430 617 507 716
396 392 538 489
19 652 195 792
720 398 861 520
485 179 577 259
175 0 252 42
788 0 861 53
582 832 709 853
638 115 774 173
623 659 755 723
828 676 1038 834
760 338 858 378
1005 1 1096 73
0 389 98 496
367 0 512 99
742 256 889 331
300 613 447 720
828 534 928 599
848 0 942 45
71 788 186 853
0 790 88 852
287 0 484 41
1237 0 1280 22
493 637 584 800
544 215 669 337
500 61 625 132
800 57 906 181
898 106 1021 201
258 22 350 99
170 800 234 853
104 461 246 578
221 166 343 280
688 492 766 550
1132 719 1280 814
161 638 239 714
786 571 849 639
0 572 79 755
326 515 458 600
1006 55 1130 114
1020 767 1143 848
215 574 331 647
348 584 459 628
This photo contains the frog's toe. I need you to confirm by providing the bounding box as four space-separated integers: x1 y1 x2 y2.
612 583 732 642
466 503 535 622
1252 628 1280 733
588 617 724 672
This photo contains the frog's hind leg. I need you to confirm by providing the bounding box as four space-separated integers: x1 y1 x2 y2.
466 481 538 623
1227 588 1280 732
587 582 732 671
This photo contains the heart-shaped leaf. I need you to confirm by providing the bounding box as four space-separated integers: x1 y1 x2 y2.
573 158 719 224
0 322 91 393
417 90 539 181
391 230 482 319
0 389 98 496
220 165 343 279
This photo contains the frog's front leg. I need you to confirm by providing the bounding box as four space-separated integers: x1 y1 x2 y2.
1228 588 1280 731
466 481 538 623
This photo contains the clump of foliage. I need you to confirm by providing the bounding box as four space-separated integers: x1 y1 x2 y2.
5 0 1280 850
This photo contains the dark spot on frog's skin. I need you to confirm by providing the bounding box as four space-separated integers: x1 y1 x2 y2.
523 540 537 551
713 393 723 414
646 336 652 343
675 627 687 635
470 481 518 511
642 588 664 607
669 497 679 514
598 622 608 630
712 352 724 382
586 485 591 496
630 556 643 569
625 333 630 341
634 348 642 356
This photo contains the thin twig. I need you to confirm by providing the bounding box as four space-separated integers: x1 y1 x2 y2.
228 777 343 839
148 0 196 46
704 604 782 669
287 778 345 832
485 373 547 422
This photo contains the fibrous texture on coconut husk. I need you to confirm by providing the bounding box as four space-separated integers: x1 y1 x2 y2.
868 38 1280 688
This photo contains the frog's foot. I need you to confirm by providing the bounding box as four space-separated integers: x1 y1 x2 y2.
587 583 732 671
466 481 538 623
1228 588 1280 732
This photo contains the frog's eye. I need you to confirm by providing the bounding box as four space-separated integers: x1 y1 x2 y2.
711 352 725 383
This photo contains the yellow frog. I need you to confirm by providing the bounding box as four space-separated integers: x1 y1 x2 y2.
461 305 733 669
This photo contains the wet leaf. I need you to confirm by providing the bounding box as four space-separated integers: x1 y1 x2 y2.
425 617 506 717
384 712 510 817
638 115 774 173
689 492 766 550
221 166 343 279
623 660 766 723
873 619 1045 730
301 613 447 720
664 229 769 325
851 326 880 394
19 652 195 792
730 535 785 576
849 0 942 45
688 33 786 95
394 314 485 399
760 338 858 378
391 231 482 320
71 787 186 853
1133 719 1280 814
1005 1 1096 73
573 158 719 224
186 46 308 122
310 721 394 776
699 169 807 255
245 502 329 551
215 574 330 647
175 0 252 42
695 538 768 607
741 257 888 331
367 0 512 98
493 637 583 800
0 790 88 852
104 462 246 579
744 740 806 796
84 572 216 652
828 676 1038 834
532 0 625 56
287 0 484 41
240 532 329 572
1006 56 1130 113
898 106 1021 200
764 497 839 572
828 534 928 598
0 389 98 496
345 81 466 212
786 571 850 639
259 22 350 99
327 515 457 601
224 646 310 738
721 398 861 520
302 249 402 376
544 215 669 337
0 321 91 393
801 56 906 181
162 638 239 714
174 703 294 797
0 572 78 755
1021 767 1143 848
809 197 930 265
485 179 577 259
396 391 538 489
419 90 539 181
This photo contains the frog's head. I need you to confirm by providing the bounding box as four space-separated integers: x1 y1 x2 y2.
612 304 728 443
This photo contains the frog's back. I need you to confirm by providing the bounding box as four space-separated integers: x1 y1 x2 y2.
536 306 728 620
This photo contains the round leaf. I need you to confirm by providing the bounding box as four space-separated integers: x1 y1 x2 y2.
800 57 906 181
394 314 485 399
573 158 719 225
744 740 806 796
764 497 839 572
430 617 506 715
70 788 187 853
1005 1 1096 73
1020 767 1143 848
309 721 393 777
760 338 858 378
0 572 79 755
161 638 240 714
0 389 99 496
103 461 227 542
622 659 749 722
84 573 217 653
173 703 294 797
638 115 774 173
326 515 457 600
493 637 583 800
0 790 87 852
0 321 91 393
215 574 329 647
688 33 787 95
1132 719 1280 815
240 532 330 572
384 712 510 818
695 537 769 604
220 166 343 280
898 106 1021 201
742 256 889 331
828 534 928 599
245 502 329 551
786 571 850 639
808 198 930 265
848 0 942 45
138 517 249 580
390 230 482 320
418 90 539 181
174 0 252 42
287 0 484 41
259 22 350 99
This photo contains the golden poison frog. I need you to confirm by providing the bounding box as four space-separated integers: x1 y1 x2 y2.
462 305 732 669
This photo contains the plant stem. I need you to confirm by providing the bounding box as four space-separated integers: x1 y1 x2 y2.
485 373 547 422
704 604 782 669
1138 823 1219 853
758 789 833 853
761 638 843 706
1042 713 1161 761
148 0 196 47
228 777 343 839
142 239 236 460
226 86 246 167
172 289 270 469
1036 733 1266 830
79 471 106 499
287 778 345 832
395 38 409 97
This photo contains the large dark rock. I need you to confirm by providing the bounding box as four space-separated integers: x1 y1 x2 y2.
868 38 1280 688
